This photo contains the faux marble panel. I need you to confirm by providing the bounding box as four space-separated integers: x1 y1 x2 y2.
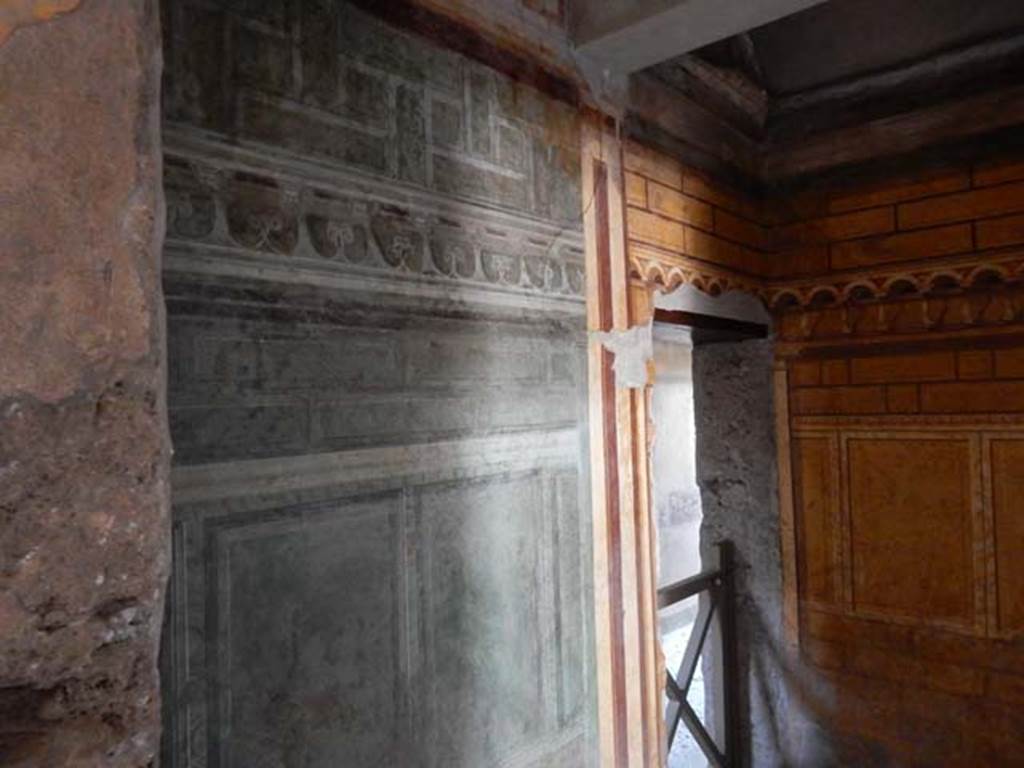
415 472 553 766
209 493 404 767
164 462 592 767
847 436 975 627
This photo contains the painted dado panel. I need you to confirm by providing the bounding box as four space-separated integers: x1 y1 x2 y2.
160 1 594 766
777 258 1024 760
417 472 585 766
988 437 1024 636
211 492 405 767
788 343 1024 644
787 342 1024 760
792 434 840 607
793 428 1002 635
846 435 979 630
167 463 591 768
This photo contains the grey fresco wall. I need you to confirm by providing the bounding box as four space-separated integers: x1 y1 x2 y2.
158 2 595 766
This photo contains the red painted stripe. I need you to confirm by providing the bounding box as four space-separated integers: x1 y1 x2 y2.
594 159 630 767
633 398 652 768
602 349 628 767
596 161 614 331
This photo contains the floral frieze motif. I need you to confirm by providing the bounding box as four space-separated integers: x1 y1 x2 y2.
430 238 476 279
162 154 585 299
565 261 585 295
227 204 297 254
225 175 298 255
166 187 216 239
524 252 561 291
163 158 218 240
370 217 423 272
482 250 522 285
307 215 368 263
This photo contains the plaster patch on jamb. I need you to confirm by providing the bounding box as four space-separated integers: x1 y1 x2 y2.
591 321 653 388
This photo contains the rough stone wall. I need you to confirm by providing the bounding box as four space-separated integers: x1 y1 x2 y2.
160 1 595 766
0 1 169 766
693 339 823 767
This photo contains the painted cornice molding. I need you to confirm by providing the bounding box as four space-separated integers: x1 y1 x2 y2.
629 240 1024 327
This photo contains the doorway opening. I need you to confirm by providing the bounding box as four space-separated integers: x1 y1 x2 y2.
650 294 769 768
652 320 705 767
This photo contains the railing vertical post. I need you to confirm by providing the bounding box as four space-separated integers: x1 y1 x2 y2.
717 541 741 767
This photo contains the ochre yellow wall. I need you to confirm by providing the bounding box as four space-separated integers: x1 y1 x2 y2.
624 139 1024 764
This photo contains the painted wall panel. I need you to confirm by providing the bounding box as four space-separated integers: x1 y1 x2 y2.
990 439 1024 636
159 1 595 765
785 345 1024 763
212 494 404 767
792 435 839 606
846 437 975 627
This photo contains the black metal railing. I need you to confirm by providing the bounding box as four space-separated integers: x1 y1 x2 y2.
658 541 740 768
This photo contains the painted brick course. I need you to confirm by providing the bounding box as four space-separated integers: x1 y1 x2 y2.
626 144 1024 291
623 141 772 281
789 346 1024 416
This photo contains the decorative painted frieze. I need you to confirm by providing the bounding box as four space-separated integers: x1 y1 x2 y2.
164 149 586 301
